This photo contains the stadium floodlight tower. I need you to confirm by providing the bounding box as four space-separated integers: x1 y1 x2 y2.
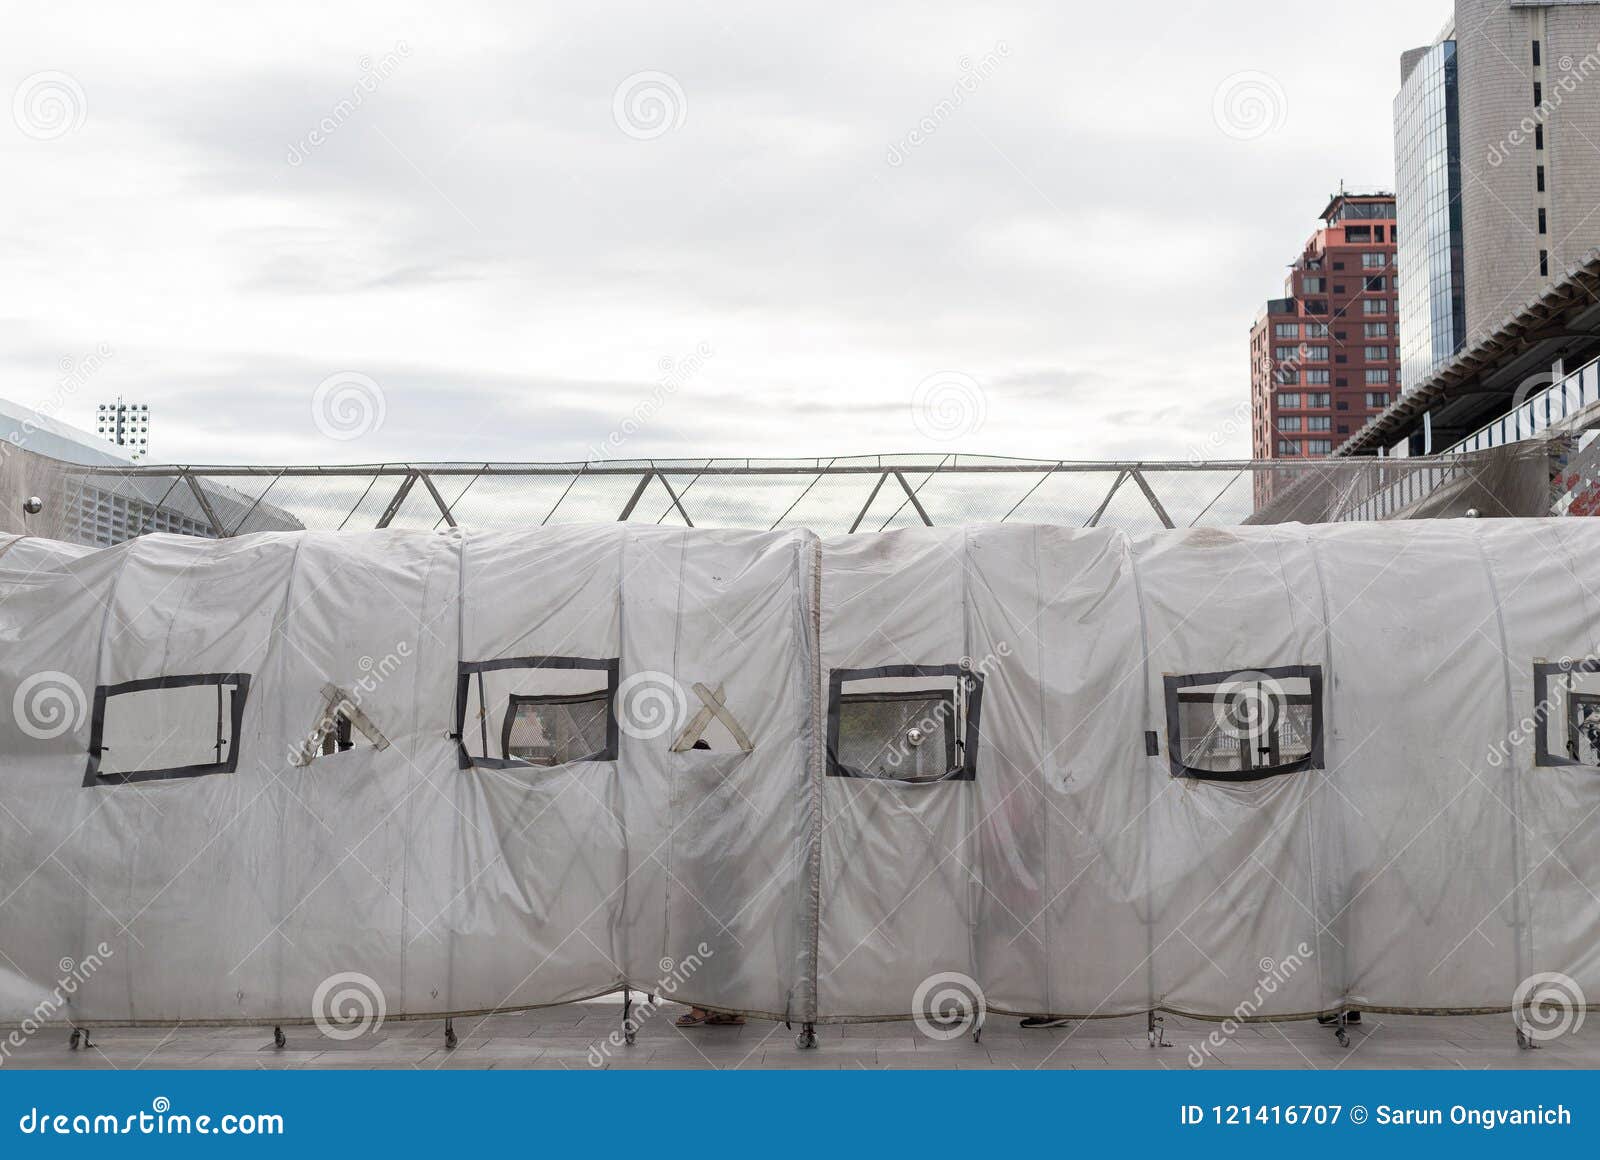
96 397 150 461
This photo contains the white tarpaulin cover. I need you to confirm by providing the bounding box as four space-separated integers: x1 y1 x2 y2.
0 519 1597 1028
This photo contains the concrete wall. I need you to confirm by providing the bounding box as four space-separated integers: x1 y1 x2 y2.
1458 0 1600 340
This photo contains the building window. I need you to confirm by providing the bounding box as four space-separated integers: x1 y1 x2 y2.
1538 165 1546 192
1540 250 1549 276
1302 346 1329 361
1303 300 1328 314
1534 81 1542 106
1362 299 1389 315
1305 323 1329 338
827 666 983 782
1274 323 1299 339
1345 226 1372 243
1336 400 1349 410
455 657 620 770
1274 368 1297 385
1274 346 1299 361
1276 416 1302 432
1302 277 1323 293
1533 39 1541 66
1365 275 1387 291
1362 253 1387 268
85 674 250 786
1275 392 1301 408
1305 369 1330 384
1365 392 1390 408
1307 416 1331 432
1364 369 1390 385
1162 666 1323 782
1365 346 1390 360
1539 207 1547 234
1364 322 1389 338
1536 124 1544 150
1305 439 1332 455
1306 392 1330 408
1276 439 1298 457
1332 284 1346 295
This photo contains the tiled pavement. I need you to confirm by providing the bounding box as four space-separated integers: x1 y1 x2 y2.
5 1002 1596 1069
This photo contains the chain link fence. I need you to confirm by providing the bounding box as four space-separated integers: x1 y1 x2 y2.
2 438 1588 548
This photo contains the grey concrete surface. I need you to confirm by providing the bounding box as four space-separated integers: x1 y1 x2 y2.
4 1002 1595 1069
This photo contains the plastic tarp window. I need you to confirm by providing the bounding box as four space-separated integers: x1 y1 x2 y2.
316 712 353 757
84 673 250 786
1533 659 1600 768
1162 666 1323 781
455 656 619 769
826 665 983 782
502 691 609 765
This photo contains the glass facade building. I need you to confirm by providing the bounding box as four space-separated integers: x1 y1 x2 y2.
1394 40 1464 395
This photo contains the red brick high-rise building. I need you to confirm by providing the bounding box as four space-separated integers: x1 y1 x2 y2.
1250 192 1401 472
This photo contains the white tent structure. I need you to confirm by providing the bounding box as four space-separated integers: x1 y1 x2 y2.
0 520 1596 1045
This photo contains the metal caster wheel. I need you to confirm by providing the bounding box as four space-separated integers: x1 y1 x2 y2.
273 1026 286 1049
1147 1013 1167 1048
1335 1027 1349 1048
444 1019 458 1050
69 1029 80 1050
796 1023 817 1050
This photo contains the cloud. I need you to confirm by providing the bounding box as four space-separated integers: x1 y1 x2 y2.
0 1 1446 468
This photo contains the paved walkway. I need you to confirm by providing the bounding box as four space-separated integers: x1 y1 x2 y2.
6 1002 1596 1069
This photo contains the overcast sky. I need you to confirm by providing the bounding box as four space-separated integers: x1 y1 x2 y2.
2 1 1448 466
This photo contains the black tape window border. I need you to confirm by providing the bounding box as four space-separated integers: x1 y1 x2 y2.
826 663 983 783
1533 658 1600 768
1163 664 1323 783
84 672 251 787
455 656 620 771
